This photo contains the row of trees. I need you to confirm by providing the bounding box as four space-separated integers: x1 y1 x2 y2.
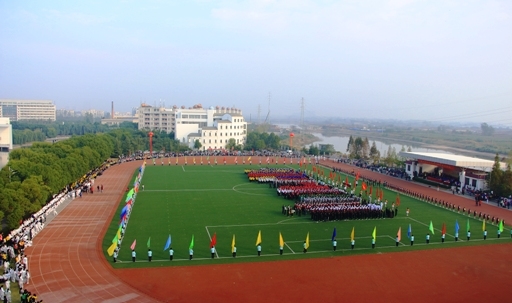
0 134 115 231
244 132 281 151
12 121 112 145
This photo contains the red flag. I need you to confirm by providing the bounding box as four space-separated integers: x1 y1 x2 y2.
210 233 217 248
369 186 373 195
355 171 360 181
395 194 401 206
344 176 349 185
380 190 384 201
442 223 446 235
130 239 137 250
362 182 367 191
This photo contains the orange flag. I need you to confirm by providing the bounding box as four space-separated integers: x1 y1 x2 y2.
362 182 367 191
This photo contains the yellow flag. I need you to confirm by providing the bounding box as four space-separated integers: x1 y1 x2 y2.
231 234 236 253
176 157 178 164
305 232 310 249
350 227 355 241
256 230 262 246
372 226 377 240
248 156 251 161
107 242 117 256
482 219 486 231
279 232 284 247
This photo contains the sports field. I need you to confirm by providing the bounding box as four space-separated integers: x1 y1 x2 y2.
103 163 508 268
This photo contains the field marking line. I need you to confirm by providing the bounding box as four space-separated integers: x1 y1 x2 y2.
276 218 300 224
144 188 269 192
206 221 317 228
205 226 220 258
284 242 295 254
182 166 185 172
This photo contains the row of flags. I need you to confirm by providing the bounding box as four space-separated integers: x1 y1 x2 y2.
121 218 506 254
107 163 145 256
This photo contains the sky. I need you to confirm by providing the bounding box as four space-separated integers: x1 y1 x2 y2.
0 0 511 126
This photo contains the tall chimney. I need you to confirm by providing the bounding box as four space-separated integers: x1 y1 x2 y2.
112 101 114 119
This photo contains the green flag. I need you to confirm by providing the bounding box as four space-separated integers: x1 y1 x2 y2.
499 220 504 232
429 221 435 235
189 234 195 250
467 218 470 232
147 237 151 248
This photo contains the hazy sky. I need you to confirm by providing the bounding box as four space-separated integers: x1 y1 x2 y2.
1 0 511 125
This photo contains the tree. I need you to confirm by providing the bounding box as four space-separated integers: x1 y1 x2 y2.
194 139 202 150
369 141 380 164
489 153 503 195
481 123 495 136
308 145 320 156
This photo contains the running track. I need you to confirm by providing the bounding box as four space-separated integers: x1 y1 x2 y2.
25 158 512 302
26 161 156 302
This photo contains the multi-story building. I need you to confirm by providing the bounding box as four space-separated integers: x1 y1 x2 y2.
0 99 56 121
0 117 12 152
137 104 247 150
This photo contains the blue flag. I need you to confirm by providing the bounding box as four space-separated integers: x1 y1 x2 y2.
407 224 412 239
455 220 460 233
120 205 128 219
163 234 171 251
331 227 337 241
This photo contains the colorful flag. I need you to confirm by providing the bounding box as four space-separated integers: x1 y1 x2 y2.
499 220 504 232
407 224 412 239
163 234 171 251
112 233 119 244
331 227 337 241
305 232 310 249
442 223 446 235
397 227 401 242
107 242 117 256
455 220 460 233
429 221 435 235
130 239 137 250
231 234 236 253
210 233 217 248
189 235 195 250
372 226 377 241
256 230 262 246
147 237 151 248
482 219 486 232
279 232 284 247
351 227 355 242
362 182 367 191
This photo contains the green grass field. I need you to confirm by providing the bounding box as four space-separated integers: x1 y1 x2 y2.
103 164 510 268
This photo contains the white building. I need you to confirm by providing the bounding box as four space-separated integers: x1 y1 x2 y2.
137 104 247 150
0 118 12 169
399 152 506 191
0 99 56 121
0 117 12 152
